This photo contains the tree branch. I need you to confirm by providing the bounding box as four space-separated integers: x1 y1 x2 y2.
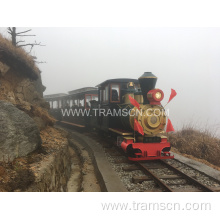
17 42 46 47
7 27 12 33
17 43 36 47
16 34 36 37
16 40 25 45
16 29 32 34
35 61 47 64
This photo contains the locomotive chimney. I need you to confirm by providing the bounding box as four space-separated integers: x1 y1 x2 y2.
138 72 157 104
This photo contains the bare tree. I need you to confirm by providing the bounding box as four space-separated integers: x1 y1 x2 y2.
7 27 45 53
7 27 46 63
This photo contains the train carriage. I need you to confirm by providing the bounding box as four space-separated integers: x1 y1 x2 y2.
45 87 98 128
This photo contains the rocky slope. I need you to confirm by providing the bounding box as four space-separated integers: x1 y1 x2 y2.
0 33 63 191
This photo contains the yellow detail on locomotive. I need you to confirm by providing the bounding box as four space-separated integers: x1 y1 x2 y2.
129 104 166 135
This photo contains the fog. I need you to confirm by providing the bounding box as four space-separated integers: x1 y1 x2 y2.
1 27 220 135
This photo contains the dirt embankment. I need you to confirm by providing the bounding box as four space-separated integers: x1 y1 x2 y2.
0 34 70 191
27 127 73 192
0 34 54 129
169 128 220 171
0 127 70 191
0 34 100 191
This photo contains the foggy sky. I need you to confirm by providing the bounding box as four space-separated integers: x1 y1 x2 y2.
1 27 220 135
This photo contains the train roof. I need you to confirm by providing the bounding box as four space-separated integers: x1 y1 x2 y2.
44 93 68 99
44 87 98 101
68 87 98 95
96 78 139 87
68 87 98 99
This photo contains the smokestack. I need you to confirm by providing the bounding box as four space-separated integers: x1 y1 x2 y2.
138 72 157 104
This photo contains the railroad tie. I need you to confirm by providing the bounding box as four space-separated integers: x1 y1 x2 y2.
132 175 183 184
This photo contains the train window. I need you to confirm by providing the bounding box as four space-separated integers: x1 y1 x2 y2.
92 96 98 101
110 84 120 102
135 84 141 91
75 100 79 106
105 85 109 102
85 95 91 108
59 100 62 108
79 99 84 107
74 100 78 106
54 101 58 109
70 100 73 107
100 86 108 103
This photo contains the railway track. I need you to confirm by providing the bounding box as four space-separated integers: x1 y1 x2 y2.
136 160 215 192
105 147 220 192
57 126 220 192
83 131 220 192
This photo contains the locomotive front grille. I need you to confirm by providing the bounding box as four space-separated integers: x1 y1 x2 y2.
143 136 161 143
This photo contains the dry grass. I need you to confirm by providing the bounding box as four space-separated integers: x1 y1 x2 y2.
0 34 40 79
0 157 35 192
168 124 220 168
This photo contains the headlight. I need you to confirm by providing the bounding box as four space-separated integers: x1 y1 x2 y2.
147 89 164 105
155 92 162 100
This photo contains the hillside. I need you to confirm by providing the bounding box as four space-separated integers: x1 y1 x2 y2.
169 126 220 170
0 33 69 192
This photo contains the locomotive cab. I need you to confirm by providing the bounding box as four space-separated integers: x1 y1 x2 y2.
98 79 141 105
95 78 141 131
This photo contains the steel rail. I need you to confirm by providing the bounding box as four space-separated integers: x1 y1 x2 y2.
172 158 220 186
159 159 214 192
137 162 173 192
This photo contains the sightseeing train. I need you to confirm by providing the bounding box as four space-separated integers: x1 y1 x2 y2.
45 72 175 161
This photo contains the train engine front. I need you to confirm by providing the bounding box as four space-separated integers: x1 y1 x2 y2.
116 72 174 161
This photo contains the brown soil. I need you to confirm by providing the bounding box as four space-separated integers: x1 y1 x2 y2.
0 33 40 79
0 126 68 192
0 158 35 192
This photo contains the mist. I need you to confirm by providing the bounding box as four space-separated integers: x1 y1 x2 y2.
1 27 220 135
